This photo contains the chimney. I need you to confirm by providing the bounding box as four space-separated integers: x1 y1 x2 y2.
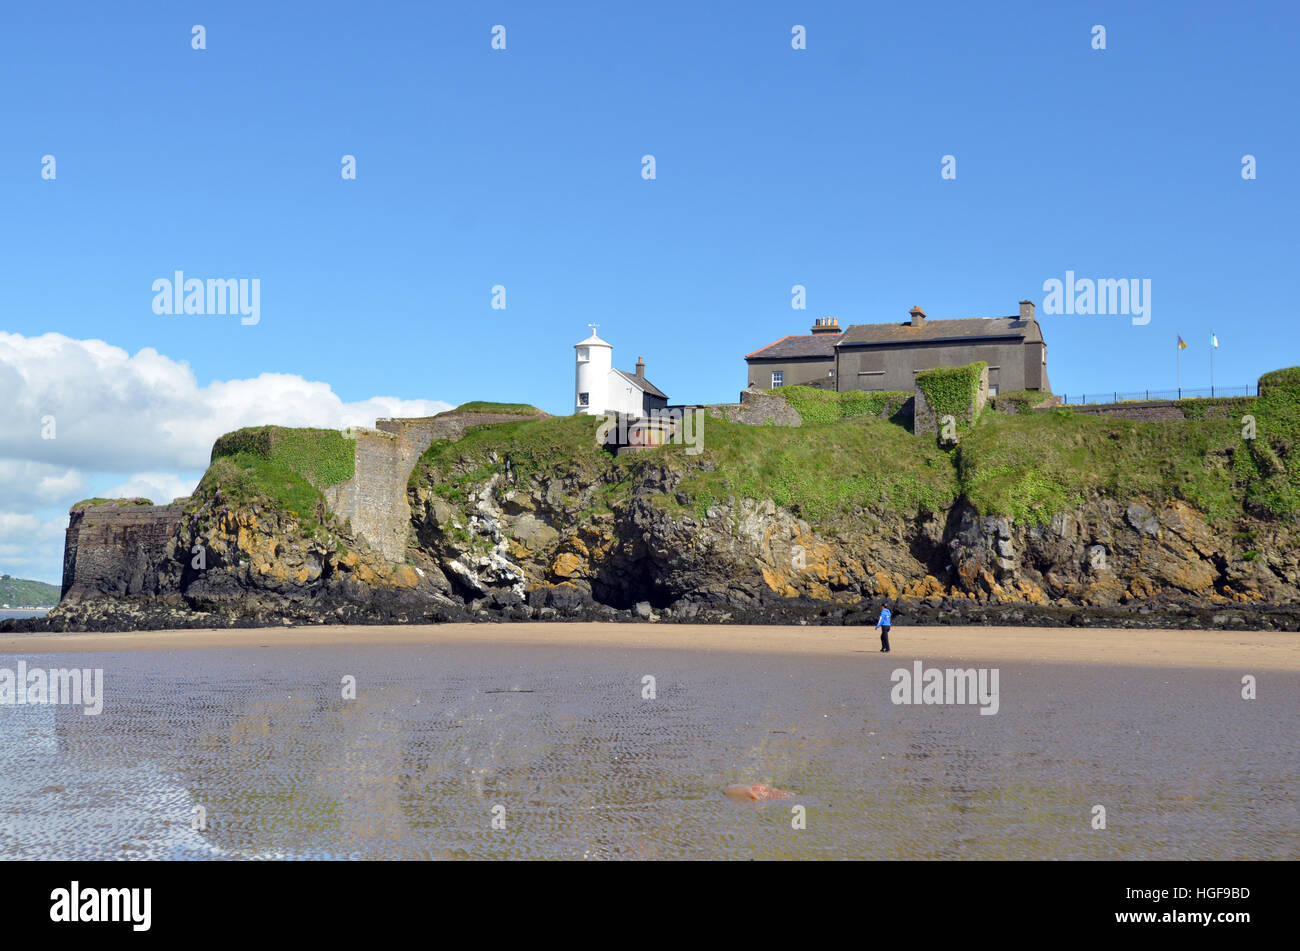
909 306 926 328
810 316 841 335
635 356 645 379
1019 300 1035 321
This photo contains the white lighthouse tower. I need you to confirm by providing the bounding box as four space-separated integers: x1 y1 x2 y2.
574 324 612 415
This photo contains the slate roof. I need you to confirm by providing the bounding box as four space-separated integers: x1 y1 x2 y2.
612 367 668 400
745 333 842 361
836 316 1043 347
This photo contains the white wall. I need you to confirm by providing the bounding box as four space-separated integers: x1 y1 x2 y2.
575 340 612 415
604 371 645 415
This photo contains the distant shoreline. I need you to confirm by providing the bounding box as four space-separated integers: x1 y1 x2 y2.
1 622 1295 671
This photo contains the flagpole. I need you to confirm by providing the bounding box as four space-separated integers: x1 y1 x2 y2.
1210 331 1215 396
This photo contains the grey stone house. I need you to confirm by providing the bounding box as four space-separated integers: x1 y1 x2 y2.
745 301 1050 397
743 316 843 391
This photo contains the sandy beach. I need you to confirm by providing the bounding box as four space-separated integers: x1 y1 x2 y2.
2 621 1295 670
3 621 1296 859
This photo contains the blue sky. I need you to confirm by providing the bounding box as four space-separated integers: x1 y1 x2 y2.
2 0 1298 583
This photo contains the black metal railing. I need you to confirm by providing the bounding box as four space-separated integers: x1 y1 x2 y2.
1058 385 1256 405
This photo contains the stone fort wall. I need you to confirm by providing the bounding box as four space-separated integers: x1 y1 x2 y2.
59 412 543 605
326 411 540 563
61 499 187 601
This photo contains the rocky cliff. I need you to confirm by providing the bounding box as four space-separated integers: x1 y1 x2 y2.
10 374 1300 633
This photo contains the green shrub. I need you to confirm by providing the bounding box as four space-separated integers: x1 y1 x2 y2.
993 390 1054 414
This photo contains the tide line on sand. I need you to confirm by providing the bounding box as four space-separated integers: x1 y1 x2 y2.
0 622 1296 671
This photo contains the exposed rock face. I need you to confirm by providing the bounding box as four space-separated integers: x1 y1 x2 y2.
944 499 1298 606
406 459 1299 618
20 420 1300 635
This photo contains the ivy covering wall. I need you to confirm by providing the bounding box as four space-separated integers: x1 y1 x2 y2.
916 361 987 430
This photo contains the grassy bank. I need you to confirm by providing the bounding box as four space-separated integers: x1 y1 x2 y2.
454 401 548 416
196 426 357 536
959 370 1298 524
195 367 1300 533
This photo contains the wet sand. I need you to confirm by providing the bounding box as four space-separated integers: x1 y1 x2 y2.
2 637 1296 859
2 622 1296 670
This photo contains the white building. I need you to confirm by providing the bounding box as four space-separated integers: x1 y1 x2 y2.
573 329 668 416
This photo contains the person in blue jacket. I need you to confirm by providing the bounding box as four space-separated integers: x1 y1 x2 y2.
875 603 893 652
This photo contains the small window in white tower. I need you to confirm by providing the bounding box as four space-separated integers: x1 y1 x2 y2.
577 348 589 362
578 392 589 407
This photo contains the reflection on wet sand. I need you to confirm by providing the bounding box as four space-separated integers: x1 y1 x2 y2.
0 643 1295 859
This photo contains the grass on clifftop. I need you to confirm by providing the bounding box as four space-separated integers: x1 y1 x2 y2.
672 415 956 520
957 409 1246 524
412 411 958 524
211 426 355 490
196 366 1300 534
959 378 1299 523
454 401 548 416
413 415 607 503
194 454 329 536
200 426 355 536
70 497 156 510
412 367 1300 528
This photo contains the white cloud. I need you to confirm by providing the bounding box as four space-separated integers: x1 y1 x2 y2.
0 511 67 585
99 472 200 506
0 331 454 471
0 331 456 584
0 460 87 510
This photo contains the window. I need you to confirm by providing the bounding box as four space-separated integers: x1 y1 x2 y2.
988 385 999 396
578 392 589 406
771 371 783 388
577 347 589 362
